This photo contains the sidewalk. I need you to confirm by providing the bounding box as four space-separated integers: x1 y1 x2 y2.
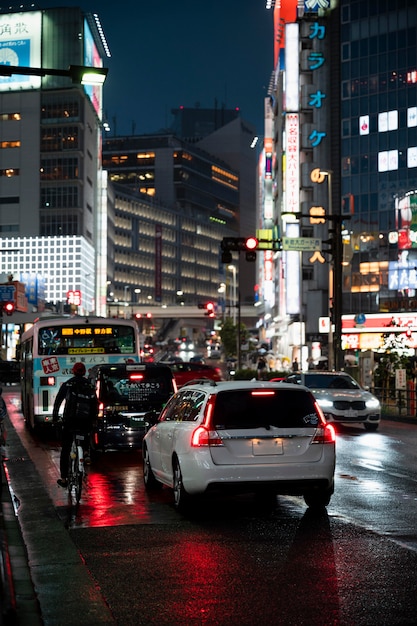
0 408 115 625
1 453 41 625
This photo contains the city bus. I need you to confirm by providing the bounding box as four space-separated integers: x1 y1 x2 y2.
20 317 141 431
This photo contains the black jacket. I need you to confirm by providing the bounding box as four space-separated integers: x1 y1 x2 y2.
53 374 98 427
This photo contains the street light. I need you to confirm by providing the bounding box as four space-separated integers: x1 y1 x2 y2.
0 64 108 85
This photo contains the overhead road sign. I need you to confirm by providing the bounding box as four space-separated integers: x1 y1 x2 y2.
282 237 322 252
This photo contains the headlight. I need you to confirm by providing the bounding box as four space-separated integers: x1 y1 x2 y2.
317 398 334 409
366 397 380 409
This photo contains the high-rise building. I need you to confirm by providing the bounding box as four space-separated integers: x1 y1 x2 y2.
259 0 417 369
0 7 110 316
103 115 258 309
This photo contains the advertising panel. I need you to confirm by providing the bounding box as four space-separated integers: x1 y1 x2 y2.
84 18 104 116
0 11 41 91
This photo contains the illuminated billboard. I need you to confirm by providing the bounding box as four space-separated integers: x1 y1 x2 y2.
0 11 42 91
84 18 104 117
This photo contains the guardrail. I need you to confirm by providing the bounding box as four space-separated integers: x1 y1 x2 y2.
372 386 417 420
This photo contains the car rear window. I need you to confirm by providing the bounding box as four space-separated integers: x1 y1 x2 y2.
100 366 174 409
212 389 320 429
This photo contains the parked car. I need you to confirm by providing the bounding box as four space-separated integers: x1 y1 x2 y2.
162 361 222 387
142 380 336 511
285 371 381 431
89 363 176 453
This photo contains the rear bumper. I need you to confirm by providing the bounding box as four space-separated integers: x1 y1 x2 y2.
93 427 145 450
179 449 336 496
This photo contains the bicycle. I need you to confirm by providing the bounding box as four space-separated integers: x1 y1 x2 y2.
67 430 86 503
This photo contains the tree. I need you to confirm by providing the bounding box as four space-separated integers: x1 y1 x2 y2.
219 317 249 361
373 328 414 396
219 317 237 357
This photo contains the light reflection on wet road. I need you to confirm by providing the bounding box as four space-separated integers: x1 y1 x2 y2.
5 388 180 528
4 387 417 549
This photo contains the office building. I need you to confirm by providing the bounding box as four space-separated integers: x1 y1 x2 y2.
258 0 417 368
0 7 109 316
103 118 257 309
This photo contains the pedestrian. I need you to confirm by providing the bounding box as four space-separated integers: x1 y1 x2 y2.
0 387 8 458
52 362 98 488
292 357 299 372
257 356 267 380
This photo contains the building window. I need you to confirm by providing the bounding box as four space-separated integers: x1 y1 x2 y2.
0 168 19 177
40 158 78 180
40 214 79 236
0 113 20 121
0 141 20 148
41 99 80 121
41 187 79 208
40 127 80 151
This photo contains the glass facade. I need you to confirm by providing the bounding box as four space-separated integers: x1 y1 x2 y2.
340 0 417 315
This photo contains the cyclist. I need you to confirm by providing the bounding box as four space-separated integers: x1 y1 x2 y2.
52 362 98 488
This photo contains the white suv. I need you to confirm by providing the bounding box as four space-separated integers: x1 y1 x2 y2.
142 380 336 512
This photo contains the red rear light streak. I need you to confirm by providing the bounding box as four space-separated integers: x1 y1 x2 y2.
191 395 224 447
312 400 336 443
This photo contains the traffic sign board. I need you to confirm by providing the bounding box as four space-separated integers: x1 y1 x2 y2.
0 284 15 301
282 237 322 251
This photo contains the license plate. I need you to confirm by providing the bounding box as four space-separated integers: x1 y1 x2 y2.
252 439 283 456
346 409 358 417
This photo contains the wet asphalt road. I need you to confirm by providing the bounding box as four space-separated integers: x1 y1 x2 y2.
3 388 417 625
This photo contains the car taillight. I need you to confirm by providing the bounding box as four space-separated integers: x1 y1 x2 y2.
191 426 224 447
312 423 336 444
191 395 223 447
98 402 104 419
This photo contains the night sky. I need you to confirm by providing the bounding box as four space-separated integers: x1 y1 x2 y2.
37 0 274 136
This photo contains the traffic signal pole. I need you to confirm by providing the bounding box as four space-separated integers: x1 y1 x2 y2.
333 217 343 372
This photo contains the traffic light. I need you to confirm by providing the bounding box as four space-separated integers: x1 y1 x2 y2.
322 228 337 257
220 236 259 263
221 237 244 263
205 302 215 318
3 302 15 316
244 236 258 262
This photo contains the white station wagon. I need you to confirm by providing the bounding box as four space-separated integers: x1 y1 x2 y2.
142 380 336 512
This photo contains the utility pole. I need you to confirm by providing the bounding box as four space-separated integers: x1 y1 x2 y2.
333 217 343 371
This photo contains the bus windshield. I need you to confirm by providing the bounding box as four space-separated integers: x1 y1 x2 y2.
37 323 136 356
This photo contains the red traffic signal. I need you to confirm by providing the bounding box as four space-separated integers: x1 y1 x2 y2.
205 302 215 318
245 236 258 262
245 237 258 250
3 302 15 316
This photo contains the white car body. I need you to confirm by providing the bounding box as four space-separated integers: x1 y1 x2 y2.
286 372 381 431
142 380 336 510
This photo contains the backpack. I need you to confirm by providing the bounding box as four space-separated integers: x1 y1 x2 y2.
64 377 97 429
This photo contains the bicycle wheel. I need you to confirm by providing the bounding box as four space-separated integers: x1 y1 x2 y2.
67 442 77 494
73 446 83 503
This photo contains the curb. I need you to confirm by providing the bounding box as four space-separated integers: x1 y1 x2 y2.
0 458 17 625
